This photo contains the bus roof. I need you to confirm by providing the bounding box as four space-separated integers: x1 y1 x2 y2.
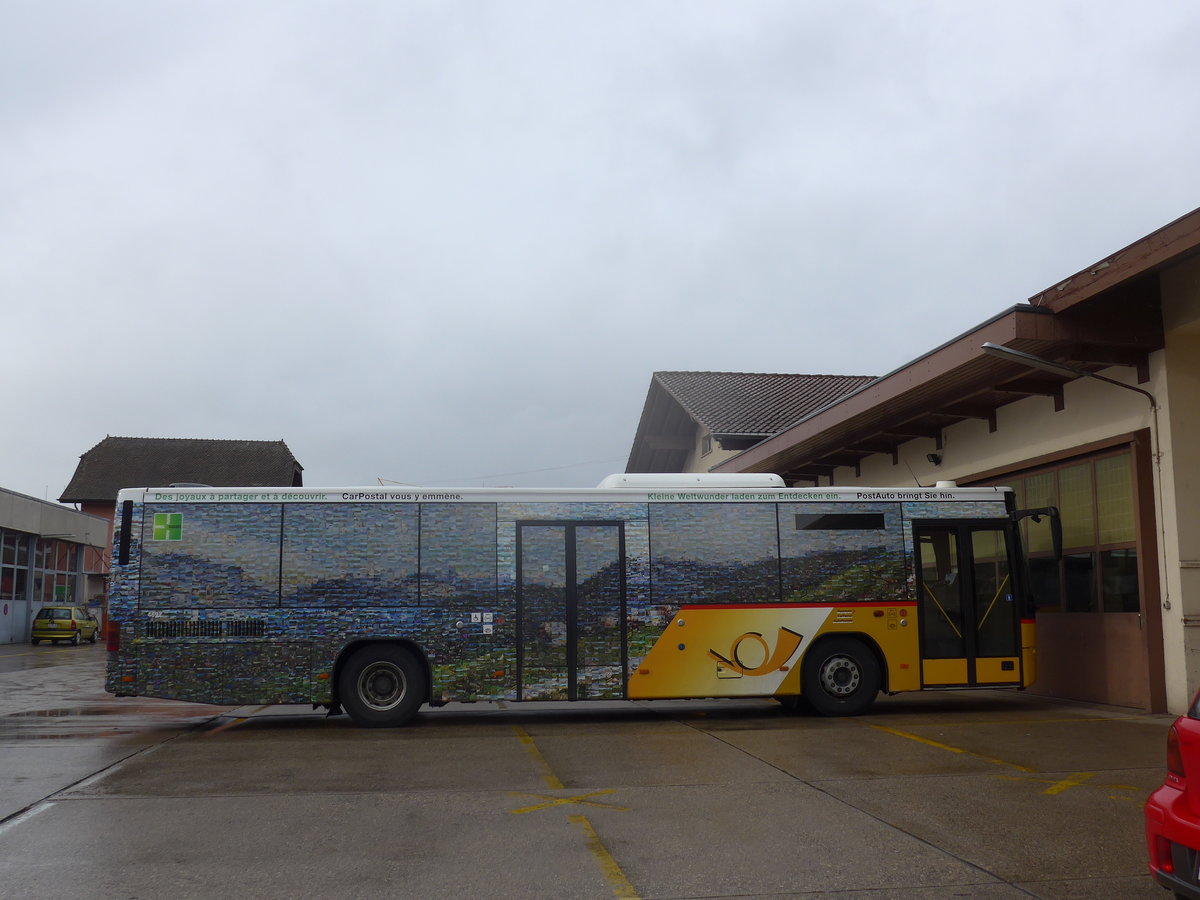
595 473 786 489
117 480 1012 505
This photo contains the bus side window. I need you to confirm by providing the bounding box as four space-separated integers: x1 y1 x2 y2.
140 504 283 608
648 504 779 605
918 531 964 658
281 504 418 607
971 529 1017 658
420 504 498 609
779 503 905 604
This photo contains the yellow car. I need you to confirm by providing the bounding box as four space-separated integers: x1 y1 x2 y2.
30 605 99 646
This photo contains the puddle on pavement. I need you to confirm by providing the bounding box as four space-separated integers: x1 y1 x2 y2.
0 701 233 744
6 707 94 718
0 728 141 741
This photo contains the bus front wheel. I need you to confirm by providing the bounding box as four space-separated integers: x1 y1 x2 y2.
338 645 426 728
801 637 880 717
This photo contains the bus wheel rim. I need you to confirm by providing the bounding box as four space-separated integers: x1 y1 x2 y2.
358 662 407 711
819 655 861 697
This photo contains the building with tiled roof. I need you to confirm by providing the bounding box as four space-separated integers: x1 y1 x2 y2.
625 371 875 473
691 205 1200 716
57 437 304 630
60 437 303 507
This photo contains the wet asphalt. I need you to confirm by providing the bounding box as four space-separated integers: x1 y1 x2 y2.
0 641 1177 899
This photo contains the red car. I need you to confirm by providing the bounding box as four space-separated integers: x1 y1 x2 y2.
1147 691 1200 898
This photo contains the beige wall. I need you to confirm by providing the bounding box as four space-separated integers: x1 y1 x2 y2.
848 374 1153 491
841 369 1166 709
683 434 743 473
820 256 1200 713
1159 254 1200 712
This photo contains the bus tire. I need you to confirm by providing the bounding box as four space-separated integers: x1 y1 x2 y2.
338 645 426 728
801 637 880 717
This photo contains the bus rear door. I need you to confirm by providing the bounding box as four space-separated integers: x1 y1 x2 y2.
516 522 627 701
914 522 1023 687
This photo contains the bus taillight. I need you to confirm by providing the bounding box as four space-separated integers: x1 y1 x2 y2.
106 621 120 652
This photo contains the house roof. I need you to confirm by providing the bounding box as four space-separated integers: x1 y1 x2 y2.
626 371 875 473
712 205 1200 482
653 371 877 435
59 437 304 503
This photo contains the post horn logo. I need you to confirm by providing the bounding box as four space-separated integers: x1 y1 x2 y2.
707 627 804 677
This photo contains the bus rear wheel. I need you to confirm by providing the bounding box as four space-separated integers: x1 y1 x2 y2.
801 637 880 717
338 645 426 728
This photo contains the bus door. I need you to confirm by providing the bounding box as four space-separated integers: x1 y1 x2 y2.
516 522 626 701
914 522 1022 687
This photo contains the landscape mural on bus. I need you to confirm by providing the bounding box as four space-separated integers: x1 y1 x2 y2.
778 502 908 605
111 495 1009 706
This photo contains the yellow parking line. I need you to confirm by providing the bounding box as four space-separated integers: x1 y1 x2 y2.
569 815 640 899
1042 771 1096 795
995 771 1140 799
512 724 564 789
509 788 627 815
888 714 1153 728
865 723 1035 773
512 726 639 898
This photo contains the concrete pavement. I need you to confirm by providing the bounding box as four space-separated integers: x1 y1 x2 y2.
0 641 1177 899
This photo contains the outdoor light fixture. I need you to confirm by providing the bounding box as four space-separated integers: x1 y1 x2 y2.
926 453 942 465
979 342 1157 406
979 340 1169 609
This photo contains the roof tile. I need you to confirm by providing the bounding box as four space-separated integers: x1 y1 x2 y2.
59 437 303 503
653 371 876 435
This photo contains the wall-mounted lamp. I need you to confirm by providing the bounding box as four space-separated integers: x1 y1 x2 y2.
925 453 942 466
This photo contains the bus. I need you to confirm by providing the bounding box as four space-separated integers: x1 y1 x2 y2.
104 474 1060 726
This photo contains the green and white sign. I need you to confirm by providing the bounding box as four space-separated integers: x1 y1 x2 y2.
153 513 183 541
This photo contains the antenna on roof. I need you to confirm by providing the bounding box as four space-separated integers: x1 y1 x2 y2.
902 460 925 488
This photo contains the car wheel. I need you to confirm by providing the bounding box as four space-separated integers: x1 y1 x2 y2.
30 639 38 646
801 637 881 717
338 645 426 728
70 631 81 646
88 629 98 644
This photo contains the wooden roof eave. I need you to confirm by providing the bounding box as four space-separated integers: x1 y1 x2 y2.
712 304 1160 477
626 380 699 473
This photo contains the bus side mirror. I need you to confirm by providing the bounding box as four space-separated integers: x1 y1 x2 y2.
1013 506 1063 562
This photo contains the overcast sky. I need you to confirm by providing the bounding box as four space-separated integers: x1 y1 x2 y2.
4 1 1200 500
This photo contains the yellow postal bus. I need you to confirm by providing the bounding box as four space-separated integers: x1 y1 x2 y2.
105 474 1058 725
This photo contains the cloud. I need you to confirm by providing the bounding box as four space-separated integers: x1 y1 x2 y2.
4 1 1200 498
